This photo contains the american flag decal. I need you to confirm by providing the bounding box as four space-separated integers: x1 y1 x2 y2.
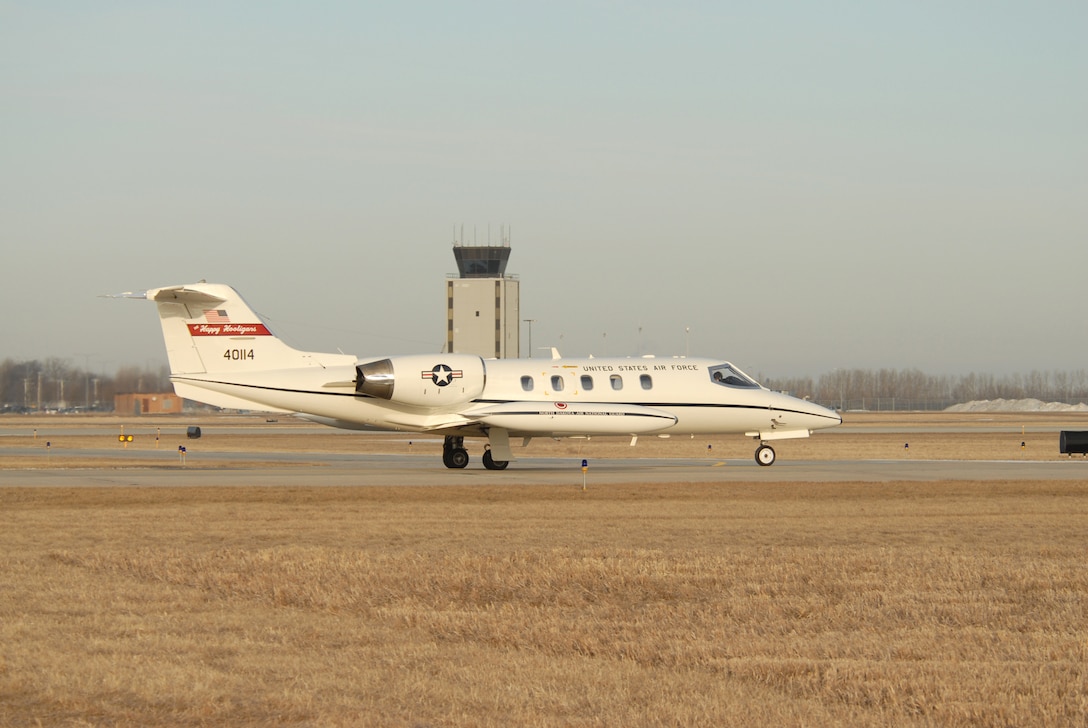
204 309 231 323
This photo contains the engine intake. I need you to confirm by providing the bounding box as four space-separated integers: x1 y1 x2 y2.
356 359 395 400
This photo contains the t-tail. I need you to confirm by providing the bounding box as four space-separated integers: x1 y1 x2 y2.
132 283 356 411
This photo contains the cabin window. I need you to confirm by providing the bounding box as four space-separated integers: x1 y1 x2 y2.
580 375 594 391
551 375 564 391
709 364 759 388
520 375 534 392
610 374 623 391
640 374 653 390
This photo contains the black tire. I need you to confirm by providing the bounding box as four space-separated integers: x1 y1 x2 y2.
755 444 776 466
482 449 509 470
444 447 470 469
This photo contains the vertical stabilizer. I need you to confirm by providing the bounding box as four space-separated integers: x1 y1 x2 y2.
146 283 346 375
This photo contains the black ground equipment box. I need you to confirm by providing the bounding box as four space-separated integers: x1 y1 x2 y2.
1059 431 1088 456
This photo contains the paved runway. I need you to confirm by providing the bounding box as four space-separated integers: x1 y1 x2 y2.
4 448 1086 487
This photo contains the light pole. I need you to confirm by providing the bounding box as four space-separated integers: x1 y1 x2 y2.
831 368 844 412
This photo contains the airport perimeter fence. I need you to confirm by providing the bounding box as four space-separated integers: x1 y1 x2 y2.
816 396 1088 413
815 398 959 412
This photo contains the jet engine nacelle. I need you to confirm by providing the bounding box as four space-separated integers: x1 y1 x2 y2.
355 353 486 408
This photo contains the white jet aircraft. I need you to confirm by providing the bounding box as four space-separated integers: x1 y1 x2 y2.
121 282 841 468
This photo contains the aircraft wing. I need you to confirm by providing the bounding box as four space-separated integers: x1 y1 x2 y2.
463 401 677 435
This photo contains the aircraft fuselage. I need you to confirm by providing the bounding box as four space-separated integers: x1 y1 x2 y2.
172 352 839 441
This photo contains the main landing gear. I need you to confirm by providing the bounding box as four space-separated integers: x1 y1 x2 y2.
442 436 469 469
442 436 509 470
482 448 509 470
755 443 776 467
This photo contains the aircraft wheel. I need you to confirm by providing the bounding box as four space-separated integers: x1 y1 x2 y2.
482 449 509 470
444 448 470 469
755 444 776 467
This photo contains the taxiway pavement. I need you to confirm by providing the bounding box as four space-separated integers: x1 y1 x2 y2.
3 449 1085 487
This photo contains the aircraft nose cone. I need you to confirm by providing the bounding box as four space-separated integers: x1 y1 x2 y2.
815 403 842 428
770 391 841 430
796 398 841 429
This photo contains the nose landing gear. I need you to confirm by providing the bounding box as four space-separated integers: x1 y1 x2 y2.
755 444 776 466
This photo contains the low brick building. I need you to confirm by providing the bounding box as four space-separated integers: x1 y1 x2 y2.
114 392 183 415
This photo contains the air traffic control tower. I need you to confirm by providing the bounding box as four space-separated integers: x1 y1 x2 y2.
447 234 520 358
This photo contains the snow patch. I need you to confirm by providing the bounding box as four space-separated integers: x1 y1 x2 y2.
945 398 1088 413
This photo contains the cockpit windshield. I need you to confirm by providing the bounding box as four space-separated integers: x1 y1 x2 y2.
709 363 760 388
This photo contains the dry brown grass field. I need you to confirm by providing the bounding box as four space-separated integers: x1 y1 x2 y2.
2 413 1087 726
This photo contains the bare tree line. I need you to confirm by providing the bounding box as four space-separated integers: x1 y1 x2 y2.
760 368 1088 411
3 357 1088 413
0 358 170 412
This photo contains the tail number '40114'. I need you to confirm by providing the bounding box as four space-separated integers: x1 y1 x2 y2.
224 349 254 361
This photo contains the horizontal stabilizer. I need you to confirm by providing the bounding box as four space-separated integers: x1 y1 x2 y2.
148 286 228 305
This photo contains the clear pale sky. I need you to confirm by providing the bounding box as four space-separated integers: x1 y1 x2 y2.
2 2 1085 378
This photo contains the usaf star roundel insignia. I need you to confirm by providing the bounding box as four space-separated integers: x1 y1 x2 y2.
423 364 463 387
